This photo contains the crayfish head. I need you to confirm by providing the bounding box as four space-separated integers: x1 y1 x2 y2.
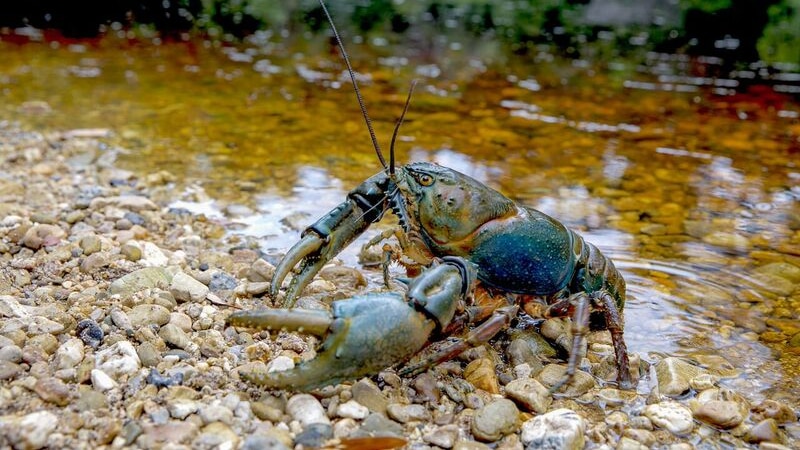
394 162 514 252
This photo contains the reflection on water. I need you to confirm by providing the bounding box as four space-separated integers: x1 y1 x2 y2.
1 31 799 406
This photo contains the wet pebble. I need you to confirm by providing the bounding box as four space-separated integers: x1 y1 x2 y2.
471 398 519 442
746 419 783 444
521 408 585 450
751 399 796 424
287 393 330 427
536 364 595 396
655 357 706 397
644 401 694 436
464 357 500 394
692 400 744 429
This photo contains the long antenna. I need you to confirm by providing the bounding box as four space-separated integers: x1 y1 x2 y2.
318 0 387 170
389 80 417 176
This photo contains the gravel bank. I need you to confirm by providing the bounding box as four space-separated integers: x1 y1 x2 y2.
0 121 797 449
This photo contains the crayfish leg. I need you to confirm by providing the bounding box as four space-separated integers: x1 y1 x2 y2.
597 291 633 389
398 305 519 378
545 293 591 395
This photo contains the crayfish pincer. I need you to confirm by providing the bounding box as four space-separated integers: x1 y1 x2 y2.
227 257 476 391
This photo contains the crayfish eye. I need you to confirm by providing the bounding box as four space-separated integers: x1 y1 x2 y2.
418 174 434 186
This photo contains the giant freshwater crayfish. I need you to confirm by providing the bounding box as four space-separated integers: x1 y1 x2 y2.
227 0 634 392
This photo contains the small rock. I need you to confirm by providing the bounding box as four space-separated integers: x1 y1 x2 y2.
507 339 544 374
424 424 459 449
751 399 796 424
286 394 330 427
471 398 519 442
129 304 171 328
108 267 173 296
464 357 500 394
76 390 108 412
80 252 108 273
209 272 237 291
655 357 707 397
77 319 104 348
294 423 333 448
120 243 142 261
159 323 191 349
137 341 161 367
147 368 183 387
55 337 84 369
79 234 102 255
352 379 388 414
21 224 65 249
241 434 290 450
96 340 141 378
337 400 370 419
353 413 404 437
387 403 431 423
693 400 744 429
91 368 118 392
536 364 595 396
702 231 751 252
413 372 441 402
521 408 586 450
644 401 694 436
248 258 276 282
0 410 59 449
0 344 23 363
170 271 209 302
0 361 21 379
504 377 551 414
33 376 72 406
193 422 240 449
199 404 234 425
90 195 157 211
746 418 783 444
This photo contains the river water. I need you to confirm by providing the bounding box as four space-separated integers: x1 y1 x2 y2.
1 29 799 409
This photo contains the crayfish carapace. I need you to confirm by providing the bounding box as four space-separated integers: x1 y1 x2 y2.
226 0 635 393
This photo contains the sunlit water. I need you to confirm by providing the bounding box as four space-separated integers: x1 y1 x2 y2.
1 30 799 406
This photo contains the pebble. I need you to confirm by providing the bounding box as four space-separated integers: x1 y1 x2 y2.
159 323 191 349
424 424 459 449
0 361 21 379
0 344 22 362
199 404 234 425
655 357 707 397
0 410 59 449
170 271 209 302
387 403 431 423
353 413 404 437
91 368 118 392
286 394 330 427
692 399 744 429
294 423 333 448
129 304 171 328
644 401 694 435
76 318 104 348
471 398 519 442
351 379 388 414
504 377 551 414
108 267 173 296
521 408 586 450
193 422 240 448
79 234 102 255
55 337 84 369
464 357 500 394
96 340 141 378
337 400 370 419
33 376 72 406
536 364 595 396
21 223 65 249
241 434 290 450
751 399 796 424
746 418 783 443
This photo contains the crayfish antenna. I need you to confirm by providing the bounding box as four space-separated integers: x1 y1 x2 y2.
317 0 388 171
389 79 417 177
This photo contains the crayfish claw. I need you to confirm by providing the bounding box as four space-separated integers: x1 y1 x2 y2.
270 233 323 301
227 308 333 337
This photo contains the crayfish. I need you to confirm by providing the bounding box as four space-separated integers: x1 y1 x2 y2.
226 0 634 393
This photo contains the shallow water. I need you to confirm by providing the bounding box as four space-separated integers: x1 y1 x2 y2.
1 30 799 406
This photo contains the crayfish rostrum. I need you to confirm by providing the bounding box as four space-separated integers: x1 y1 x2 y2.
226 0 634 393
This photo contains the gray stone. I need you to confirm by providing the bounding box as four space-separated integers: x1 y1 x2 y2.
655 357 707 397
536 364 595 396
286 394 330 427
0 410 59 449
159 323 191 349
386 403 431 423
129 304 171 328
108 267 173 296
352 379 388 414
471 398 520 442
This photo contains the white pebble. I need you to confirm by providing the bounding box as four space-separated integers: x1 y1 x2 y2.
644 401 694 435
91 369 118 392
337 400 370 419
286 394 330 427
56 338 84 369
95 340 141 378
